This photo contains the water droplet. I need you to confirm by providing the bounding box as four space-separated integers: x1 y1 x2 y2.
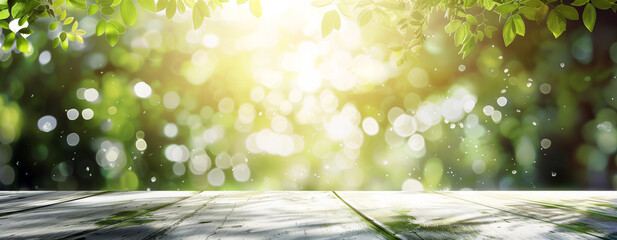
497 96 507 107
540 138 552 149
37 115 57 132
66 133 80 146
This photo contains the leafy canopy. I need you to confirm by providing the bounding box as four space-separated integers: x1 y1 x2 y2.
0 0 614 62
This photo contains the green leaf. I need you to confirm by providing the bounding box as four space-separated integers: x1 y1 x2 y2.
156 0 168 11
357 9 372 26
183 0 194 8
49 22 59 30
321 10 340 37
555 4 579 20
99 0 115 6
71 21 78 32
583 3 596 31
535 4 549 23
18 28 33 34
454 22 470 46
121 0 138 25
483 0 496 10
109 19 125 33
525 0 543 7
444 20 462 34
237 0 248 4
502 17 516 46
52 0 66 8
192 0 209 29
2 32 14 51
546 9 566 38
101 6 115 15
337 2 352 17
68 0 86 9
18 15 28 26
512 14 525 36
88 4 99 15
494 4 517 15
197 0 210 17
137 0 155 11
166 0 176 18
11 1 35 19
591 0 611 10
460 35 477 58
373 8 390 29
52 37 60 48
0 20 8 29
0 9 8 19
105 23 119 46
76 35 83 43
571 0 590 6
60 32 67 41
75 29 86 35
249 0 262 18
192 5 203 29
519 6 537 20
484 25 497 38
95 19 106 36
311 0 334 7
465 14 478 25
463 0 477 8
64 17 74 25
61 39 68 51
177 0 185 14
66 33 75 41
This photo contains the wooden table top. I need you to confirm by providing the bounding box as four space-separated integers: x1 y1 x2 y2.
0 191 615 239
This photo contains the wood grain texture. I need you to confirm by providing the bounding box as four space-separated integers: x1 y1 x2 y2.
0 191 102 216
157 191 387 240
0 191 196 239
440 192 617 239
80 191 219 239
336 191 592 240
0 191 615 240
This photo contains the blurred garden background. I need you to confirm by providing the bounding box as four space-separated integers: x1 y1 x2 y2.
1 0 617 191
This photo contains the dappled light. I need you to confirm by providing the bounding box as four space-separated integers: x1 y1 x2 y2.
0 0 616 192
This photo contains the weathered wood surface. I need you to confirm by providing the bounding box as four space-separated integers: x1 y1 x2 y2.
440 191 617 239
336 191 591 240
0 191 615 239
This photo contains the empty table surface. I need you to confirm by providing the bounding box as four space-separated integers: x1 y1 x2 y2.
0 191 615 239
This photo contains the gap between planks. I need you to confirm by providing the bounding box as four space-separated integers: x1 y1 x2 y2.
332 191 408 240
433 192 604 239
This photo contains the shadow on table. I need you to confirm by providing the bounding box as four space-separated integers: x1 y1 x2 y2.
156 192 384 239
502 197 617 239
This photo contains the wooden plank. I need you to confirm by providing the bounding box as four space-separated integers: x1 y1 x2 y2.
440 191 616 239
483 191 617 219
76 191 220 239
0 191 197 239
156 191 388 239
0 191 53 204
335 191 589 240
0 191 102 216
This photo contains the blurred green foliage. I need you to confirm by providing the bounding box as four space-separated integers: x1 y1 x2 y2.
0 1 616 191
